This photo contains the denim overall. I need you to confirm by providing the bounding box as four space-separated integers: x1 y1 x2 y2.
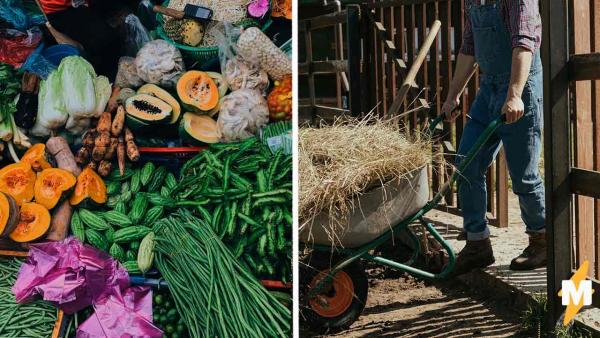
457 1 545 240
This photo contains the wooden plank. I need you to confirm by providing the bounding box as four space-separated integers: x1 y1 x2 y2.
427 1 441 194
298 60 349 75
369 0 439 8
384 7 395 114
304 22 316 122
406 5 416 128
569 53 600 81
572 0 595 273
381 8 391 114
395 5 407 120
309 10 347 30
541 0 574 328
346 5 362 116
592 0 600 280
440 0 454 206
571 168 600 199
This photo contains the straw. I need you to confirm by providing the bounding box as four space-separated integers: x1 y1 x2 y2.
299 115 431 243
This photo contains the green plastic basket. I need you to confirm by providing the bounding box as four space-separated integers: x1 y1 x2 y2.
156 0 273 64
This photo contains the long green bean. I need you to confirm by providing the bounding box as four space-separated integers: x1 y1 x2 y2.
153 210 291 338
0 257 58 338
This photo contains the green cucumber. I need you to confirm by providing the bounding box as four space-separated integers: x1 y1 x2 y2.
86 229 108 251
70 210 85 242
113 226 152 243
109 243 126 262
140 162 155 186
79 209 110 231
102 210 132 227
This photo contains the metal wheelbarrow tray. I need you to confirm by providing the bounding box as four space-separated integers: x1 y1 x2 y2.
300 115 506 333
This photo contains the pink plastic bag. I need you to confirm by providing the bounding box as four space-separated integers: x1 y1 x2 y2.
12 237 162 338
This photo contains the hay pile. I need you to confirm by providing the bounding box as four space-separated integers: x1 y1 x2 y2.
299 117 431 239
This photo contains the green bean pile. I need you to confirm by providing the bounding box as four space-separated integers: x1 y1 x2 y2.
0 257 58 338
153 210 291 338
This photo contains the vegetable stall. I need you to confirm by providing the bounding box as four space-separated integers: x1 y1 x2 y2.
0 0 291 337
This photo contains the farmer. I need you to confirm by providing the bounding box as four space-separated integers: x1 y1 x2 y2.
441 0 544 275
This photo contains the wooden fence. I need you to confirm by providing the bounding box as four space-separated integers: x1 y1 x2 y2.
298 0 509 227
544 0 600 326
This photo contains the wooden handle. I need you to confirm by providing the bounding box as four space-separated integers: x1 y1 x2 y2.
153 5 185 19
388 20 442 116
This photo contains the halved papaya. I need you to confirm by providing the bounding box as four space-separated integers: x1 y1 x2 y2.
9 202 51 243
34 168 77 209
179 113 221 145
0 163 36 205
70 167 107 206
177 71 219 113
0 192 19 237
125 94 172 124
137 84 181 124
20 144 52 172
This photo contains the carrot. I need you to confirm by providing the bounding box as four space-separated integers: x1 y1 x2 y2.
117 135 126 176
104 137 118 160
98 160 112 177
106 86 121 114
125 128 139 162
111 105 126 137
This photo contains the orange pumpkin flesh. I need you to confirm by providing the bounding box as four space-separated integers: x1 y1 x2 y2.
0 163 36 206
0 192 19 237
34 168 77 209
69 167 107 206
21 144 52 172
9 202 51 243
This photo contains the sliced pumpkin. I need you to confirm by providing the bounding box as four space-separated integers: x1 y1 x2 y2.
177 71 219 113
0 163 36 206
0 192 19 237
125 94 172 124
70 167 107 206
20 144 52 172
34 168 77 209
137 84 181 124
179 113 221 145
9 202 51 243
205 71 229 98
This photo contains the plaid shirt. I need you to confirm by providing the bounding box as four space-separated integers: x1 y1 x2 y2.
460 0 542 55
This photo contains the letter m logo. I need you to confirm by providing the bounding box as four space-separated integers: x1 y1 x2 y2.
561 280 592 306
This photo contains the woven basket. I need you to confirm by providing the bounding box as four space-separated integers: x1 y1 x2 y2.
156 0 273 64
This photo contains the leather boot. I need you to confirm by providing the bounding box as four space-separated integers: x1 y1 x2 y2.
510 233 546 270
447 237 495 278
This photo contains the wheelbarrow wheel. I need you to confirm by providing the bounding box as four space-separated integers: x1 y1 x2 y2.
300 253 368 334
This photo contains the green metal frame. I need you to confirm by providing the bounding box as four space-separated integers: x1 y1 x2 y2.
306 115 506 296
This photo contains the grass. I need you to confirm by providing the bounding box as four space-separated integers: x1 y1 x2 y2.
520 293 593 338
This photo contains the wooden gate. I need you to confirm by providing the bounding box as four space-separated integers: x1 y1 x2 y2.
544 0 600 327
298 0 509 227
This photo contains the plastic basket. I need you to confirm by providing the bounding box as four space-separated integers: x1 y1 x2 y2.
155 0 273 64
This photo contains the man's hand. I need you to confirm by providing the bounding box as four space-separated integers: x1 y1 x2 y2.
502 94 525 123
441 97 461 122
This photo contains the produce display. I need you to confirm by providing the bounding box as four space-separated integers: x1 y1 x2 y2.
0 0 291 336
0 257 58 337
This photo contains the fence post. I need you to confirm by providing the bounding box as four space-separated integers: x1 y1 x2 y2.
541 0 572 332
347 5 362 116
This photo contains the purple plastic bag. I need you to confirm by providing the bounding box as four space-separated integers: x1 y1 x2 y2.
78 286 162 338
12 237 162 338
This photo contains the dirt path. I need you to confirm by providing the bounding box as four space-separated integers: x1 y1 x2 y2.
305 272 526 338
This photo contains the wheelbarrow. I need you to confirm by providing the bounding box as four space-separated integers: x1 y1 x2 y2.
299 113 506 333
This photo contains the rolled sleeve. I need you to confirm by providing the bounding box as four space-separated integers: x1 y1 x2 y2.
460 15 475 55
507 0 542 52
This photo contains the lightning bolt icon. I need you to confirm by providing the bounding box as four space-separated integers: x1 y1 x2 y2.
558 260 595 326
